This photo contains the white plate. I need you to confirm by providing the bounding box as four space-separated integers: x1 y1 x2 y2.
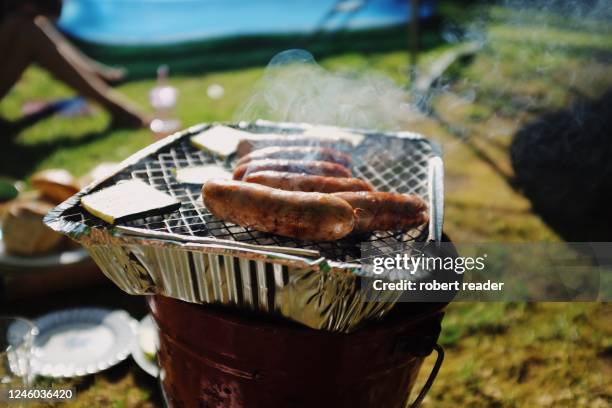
0 229 89 268
32 308 137 378
131 314 159 378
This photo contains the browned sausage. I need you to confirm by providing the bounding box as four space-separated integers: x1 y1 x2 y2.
236 146 352 168
233 159 352 180
202 179 355 241
332 192 428 232
244 171 373 193
236 135 353 157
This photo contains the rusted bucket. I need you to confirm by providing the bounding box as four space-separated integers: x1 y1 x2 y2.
148 295 445 408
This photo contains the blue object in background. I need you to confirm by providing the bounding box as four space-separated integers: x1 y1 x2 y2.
59 0 436 46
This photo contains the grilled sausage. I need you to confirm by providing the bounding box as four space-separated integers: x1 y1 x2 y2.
244 171 373 193
236 135 353 157
233 159 352 180
332 192 428 232
202 179 355 241
236 146 352 168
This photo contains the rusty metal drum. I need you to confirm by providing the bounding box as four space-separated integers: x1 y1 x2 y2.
148 295 445 408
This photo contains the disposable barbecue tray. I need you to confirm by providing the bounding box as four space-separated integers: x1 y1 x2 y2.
45 120 444 332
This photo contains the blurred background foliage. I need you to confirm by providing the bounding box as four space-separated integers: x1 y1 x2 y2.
1 0 611 406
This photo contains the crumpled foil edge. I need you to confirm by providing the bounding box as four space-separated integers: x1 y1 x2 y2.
44 121 442 333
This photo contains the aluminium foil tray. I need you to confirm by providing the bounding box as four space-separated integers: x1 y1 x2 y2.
45 120 444 332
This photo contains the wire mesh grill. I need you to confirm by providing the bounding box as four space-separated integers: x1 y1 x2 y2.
57 123 436 263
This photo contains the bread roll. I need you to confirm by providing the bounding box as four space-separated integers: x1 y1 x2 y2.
2 200 64 256
31 169 80 204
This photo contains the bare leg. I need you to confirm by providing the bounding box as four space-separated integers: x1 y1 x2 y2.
0 15 147 128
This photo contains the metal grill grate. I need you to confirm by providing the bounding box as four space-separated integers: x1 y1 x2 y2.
57 123 436 263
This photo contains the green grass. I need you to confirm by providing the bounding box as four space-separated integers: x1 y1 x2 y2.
427 302 611 407
3 1 612 407
2 51 425 179
0 65 263 178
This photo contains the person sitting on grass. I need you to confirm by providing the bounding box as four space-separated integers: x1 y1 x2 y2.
0 0 149 129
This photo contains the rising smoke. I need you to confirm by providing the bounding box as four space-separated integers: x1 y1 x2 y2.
235 49 420 131
235 1 611 141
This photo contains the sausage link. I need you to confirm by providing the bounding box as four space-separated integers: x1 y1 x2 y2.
202 179 355 241
236 146 352 168
244 171 373 193
234 159 352 180
332 192 428 232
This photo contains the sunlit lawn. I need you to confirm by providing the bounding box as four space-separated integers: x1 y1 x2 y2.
2 2 611 407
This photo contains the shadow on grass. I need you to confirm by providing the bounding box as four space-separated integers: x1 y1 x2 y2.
511 89 612 241
0 126 112 179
